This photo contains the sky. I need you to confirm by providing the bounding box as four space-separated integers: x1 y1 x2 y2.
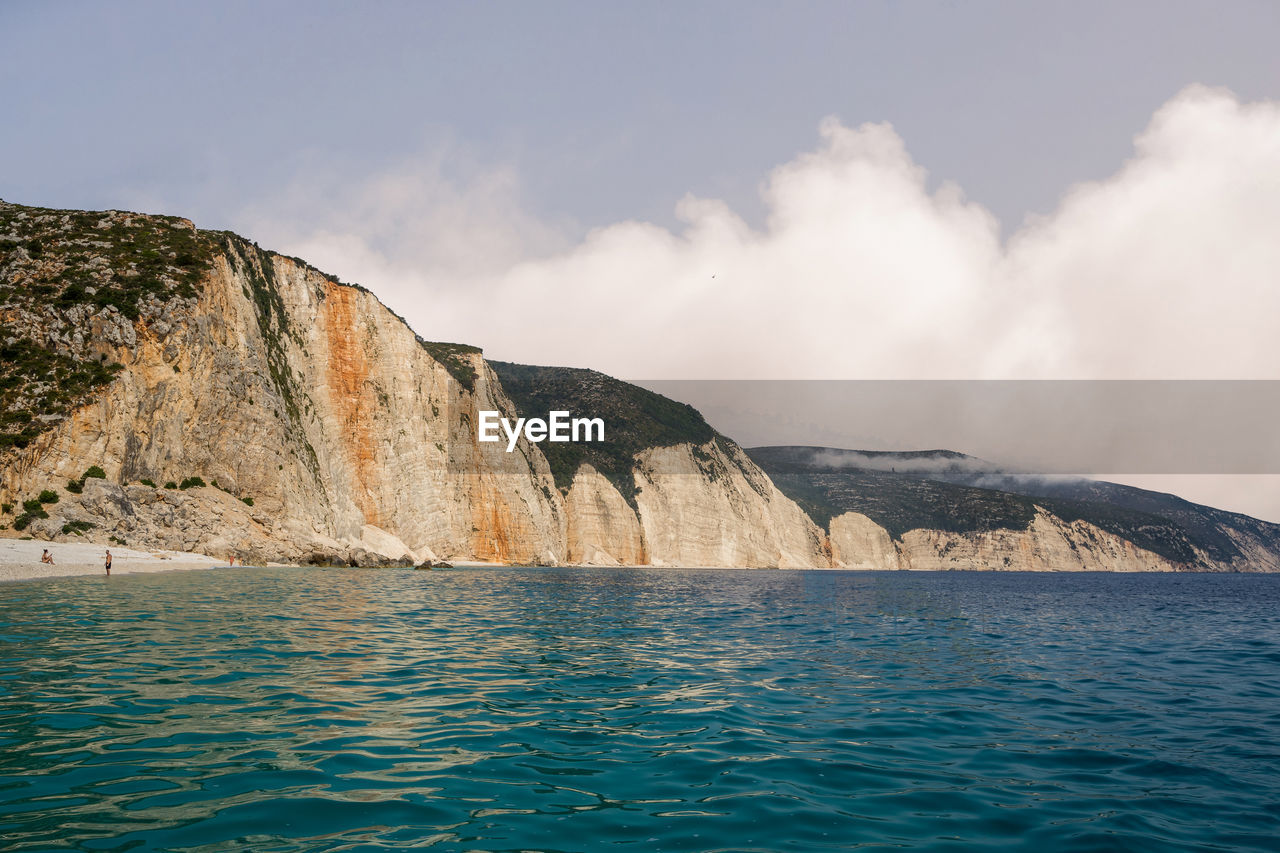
3 1 1280 518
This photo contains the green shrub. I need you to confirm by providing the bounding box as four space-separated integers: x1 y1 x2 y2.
66 479 83 494
139 478 156 487
83 466 107 480
13 502 48 530
241 496 254 507
37 489 58 504
62 520 95 535
179 476 206 490
164 481 178 490
0 502 10 514
110 535 125 546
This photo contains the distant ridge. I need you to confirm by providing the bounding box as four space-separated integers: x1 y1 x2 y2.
748 446 1280 571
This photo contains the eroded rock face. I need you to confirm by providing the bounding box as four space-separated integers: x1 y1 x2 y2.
1 238 829 568
633 441 828 568
828 508 1185 572
829 512 901 570
564 464 646 566
0 241 563 563
896 511 1185 572
557 448 831 568
23 478 279 563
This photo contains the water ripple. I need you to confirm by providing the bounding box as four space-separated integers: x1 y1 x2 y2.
1 567 1278 850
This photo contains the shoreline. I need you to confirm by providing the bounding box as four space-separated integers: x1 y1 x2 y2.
0 538 225 583
3 540 1266 582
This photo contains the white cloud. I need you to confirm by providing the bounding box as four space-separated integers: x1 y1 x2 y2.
242 85 1280 381
1003 85 1280 378
452 116 1007 377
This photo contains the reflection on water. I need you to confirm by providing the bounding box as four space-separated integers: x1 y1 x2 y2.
1 567 1279 851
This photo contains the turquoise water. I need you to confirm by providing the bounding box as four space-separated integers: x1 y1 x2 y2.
1 567 1278 851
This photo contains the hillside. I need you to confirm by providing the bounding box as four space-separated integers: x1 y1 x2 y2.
0 203 215 452
489 362 721 506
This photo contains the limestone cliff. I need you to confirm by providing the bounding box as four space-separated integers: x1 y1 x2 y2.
489 362 828 568
558 445 827 569
0 214 564 564
829 509 1184 572
632 442 826 568
0 200 826 567
564 464 646 566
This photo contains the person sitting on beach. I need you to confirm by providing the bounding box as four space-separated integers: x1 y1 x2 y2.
41 549 54 565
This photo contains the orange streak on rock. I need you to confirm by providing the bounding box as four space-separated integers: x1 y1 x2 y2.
468 479 516 563
323 284 380 526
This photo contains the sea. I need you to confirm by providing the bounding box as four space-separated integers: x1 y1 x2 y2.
1 566 1277 851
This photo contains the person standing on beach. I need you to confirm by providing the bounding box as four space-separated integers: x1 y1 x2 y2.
104 549 111 576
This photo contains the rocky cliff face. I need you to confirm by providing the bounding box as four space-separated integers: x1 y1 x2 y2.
2 232 560 564
559 443 828 569
632 442 826 568
0 201 827 567
829 509 1184 572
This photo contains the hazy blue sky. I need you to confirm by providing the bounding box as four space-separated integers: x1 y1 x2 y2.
3 1 1278 234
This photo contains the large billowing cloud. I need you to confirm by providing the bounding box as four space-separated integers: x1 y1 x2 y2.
246 85 1280 381
1003 85 1280 379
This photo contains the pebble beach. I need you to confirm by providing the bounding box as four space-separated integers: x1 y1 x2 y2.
0 538 223 582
